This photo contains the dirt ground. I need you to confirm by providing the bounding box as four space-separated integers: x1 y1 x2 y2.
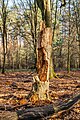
0 71 80 120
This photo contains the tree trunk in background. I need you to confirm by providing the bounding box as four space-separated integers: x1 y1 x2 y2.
2 0 7 74
77 2 80 69
74 0 80 69
79 35 80 68
67 0 71 73
0 54 1 69
2 32 6 74
49 0 58 78
12 52 15 70
28 0 38 69
34 1 38 70
25 52 27 69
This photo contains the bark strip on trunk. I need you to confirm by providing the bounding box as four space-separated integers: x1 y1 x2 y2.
37 21 52 82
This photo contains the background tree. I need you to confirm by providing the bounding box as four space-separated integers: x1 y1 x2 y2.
1 0 8 73
67 0 71 73
74 0 80 68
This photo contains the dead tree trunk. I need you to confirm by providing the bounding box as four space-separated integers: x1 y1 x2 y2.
27 0 53 102
27 22 52 101
37 21 52 99
37 22 52 82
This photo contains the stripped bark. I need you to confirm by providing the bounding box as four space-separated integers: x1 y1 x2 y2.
28 22 53 101
37 21 52 82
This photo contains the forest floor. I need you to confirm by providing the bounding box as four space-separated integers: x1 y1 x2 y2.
0 70 80 120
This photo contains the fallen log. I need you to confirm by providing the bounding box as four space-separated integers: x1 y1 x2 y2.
17 94 80 120
0 94 80 120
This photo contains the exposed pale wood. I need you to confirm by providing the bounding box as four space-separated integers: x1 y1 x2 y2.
37 21 52 82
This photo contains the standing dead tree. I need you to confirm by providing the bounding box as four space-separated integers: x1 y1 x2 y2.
27 0 53 101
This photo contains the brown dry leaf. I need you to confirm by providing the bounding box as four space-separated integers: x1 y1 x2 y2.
74 108 80 113
5 81 12 85
19 98 28 105
30 94 39 104
9 99 17 105
7 98 18 105
54 96 59 99
0 98 7 104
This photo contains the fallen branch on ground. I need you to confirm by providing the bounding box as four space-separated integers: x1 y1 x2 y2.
0 103 33 111
0 94 80 120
